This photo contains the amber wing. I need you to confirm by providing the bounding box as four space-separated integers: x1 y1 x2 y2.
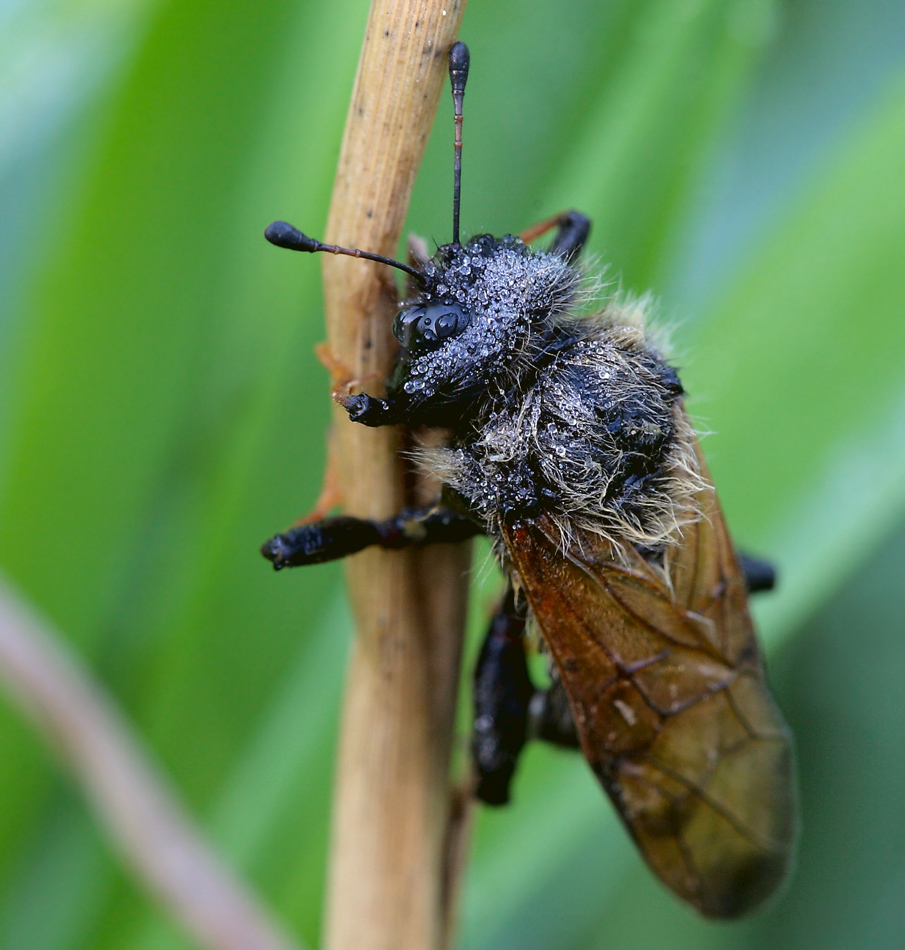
501 455 797 918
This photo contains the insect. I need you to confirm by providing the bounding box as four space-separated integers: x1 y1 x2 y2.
261 41 797 918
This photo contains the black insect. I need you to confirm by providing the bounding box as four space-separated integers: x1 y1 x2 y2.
261 41 797 918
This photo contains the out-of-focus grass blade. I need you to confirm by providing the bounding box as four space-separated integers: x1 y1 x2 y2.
0 0 365 943
126 593 350 950
0 797 111 950
543 0 780 291
411 0 778 294
0 0 156 349
685 74 905 646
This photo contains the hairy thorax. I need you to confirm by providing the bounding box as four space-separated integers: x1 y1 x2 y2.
425 315 701 548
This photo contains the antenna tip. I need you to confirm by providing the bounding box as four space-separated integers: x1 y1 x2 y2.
264 221 319 252
449 41 470 90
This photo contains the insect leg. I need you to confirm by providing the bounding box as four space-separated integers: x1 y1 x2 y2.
472 586 534 806
519 210 592 262
548 210 592 261
739 552 777 593
261 505 480 570
334 392 401 427
529 675 580 749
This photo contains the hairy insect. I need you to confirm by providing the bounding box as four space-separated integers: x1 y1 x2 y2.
262 41 797 918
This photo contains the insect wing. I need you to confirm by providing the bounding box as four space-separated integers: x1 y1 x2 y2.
501 468 796 917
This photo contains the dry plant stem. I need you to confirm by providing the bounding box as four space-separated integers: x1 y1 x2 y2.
320 2 470 950
0 579 300 950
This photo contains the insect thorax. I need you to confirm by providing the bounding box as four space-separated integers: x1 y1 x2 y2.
423 306 700 550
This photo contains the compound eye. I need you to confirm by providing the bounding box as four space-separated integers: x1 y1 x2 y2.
392 303 470 351
393 307 425 349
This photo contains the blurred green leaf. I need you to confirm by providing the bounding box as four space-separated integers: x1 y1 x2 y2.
0 0 367 943
686 74 905 644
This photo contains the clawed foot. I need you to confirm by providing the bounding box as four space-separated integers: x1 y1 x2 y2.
335 392 372 423
260 534 293 570
334 391 398 427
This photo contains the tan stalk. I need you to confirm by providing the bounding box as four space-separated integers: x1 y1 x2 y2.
319 3 471 950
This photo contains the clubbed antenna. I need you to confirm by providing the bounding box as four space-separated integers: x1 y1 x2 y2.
264 220 424 282
449 41 470 247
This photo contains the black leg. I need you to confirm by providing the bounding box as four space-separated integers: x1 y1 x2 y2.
529 676 580 750
261 505 481 570
472 587 533 806
335 392 401 427
549 210 591 261
473 588 584 806
739 553 777 594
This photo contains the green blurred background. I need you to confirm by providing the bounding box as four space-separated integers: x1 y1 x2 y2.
2 0 905 947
